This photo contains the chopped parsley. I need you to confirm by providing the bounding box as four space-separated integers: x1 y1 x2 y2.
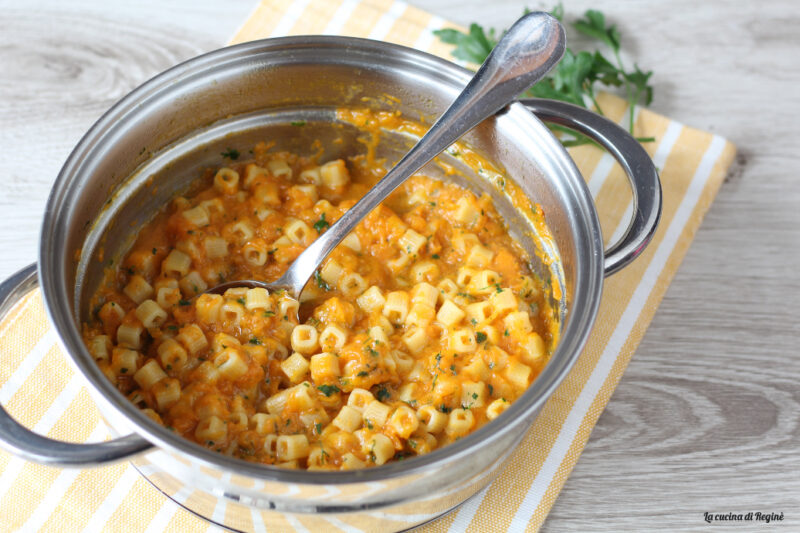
291 120 307 127
313 213 330 233
476 331 487 343
317 384 340 397
248 338 261 345
315 422 322 435
263 310 275 317
314 270 331 290
151 247 157 255
488 384 494 396
178 299 191 306
376 387 390 402
357 370 369 377
221 147 240 160
364 344 379 357
236 297 245 305
432 254 440 259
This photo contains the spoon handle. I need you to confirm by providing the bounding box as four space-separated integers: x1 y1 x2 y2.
278 12 566 296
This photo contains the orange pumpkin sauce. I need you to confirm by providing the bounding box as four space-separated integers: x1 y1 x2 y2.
83 115 557 470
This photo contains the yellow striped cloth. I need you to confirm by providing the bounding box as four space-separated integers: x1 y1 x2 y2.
0 0 737 531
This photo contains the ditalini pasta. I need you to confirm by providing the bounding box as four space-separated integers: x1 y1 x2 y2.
83 141 556 470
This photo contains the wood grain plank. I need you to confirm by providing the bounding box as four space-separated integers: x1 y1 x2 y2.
0 0 254 277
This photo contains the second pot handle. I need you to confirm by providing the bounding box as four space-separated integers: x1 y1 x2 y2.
0 264 153 467
521 98 662 276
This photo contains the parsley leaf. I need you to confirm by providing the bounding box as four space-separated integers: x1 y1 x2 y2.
376 387 390 402
317 384 340 397
313 213 330 233
221 148 240 160
433 24 497 64
573 9 620 51
625 63 654 107
476 331 488 343
314 270 331 291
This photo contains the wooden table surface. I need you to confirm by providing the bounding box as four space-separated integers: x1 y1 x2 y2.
1 0 798 531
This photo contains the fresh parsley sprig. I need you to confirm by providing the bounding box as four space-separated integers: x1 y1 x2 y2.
434 4 655 147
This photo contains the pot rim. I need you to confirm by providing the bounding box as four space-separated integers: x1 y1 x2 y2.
39 35 604 484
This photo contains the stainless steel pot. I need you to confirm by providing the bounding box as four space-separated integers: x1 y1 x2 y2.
0 37 660 531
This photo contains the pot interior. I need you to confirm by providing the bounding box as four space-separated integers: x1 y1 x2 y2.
41 37 603 478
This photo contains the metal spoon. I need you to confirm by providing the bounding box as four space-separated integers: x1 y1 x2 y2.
209 12 566 299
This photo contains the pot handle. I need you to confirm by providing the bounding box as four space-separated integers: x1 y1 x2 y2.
521 98 662 276
0 263 153 466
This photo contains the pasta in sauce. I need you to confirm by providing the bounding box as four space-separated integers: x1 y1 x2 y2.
84 136 556 470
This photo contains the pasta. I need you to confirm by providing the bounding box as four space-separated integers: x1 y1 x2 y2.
83 140 556 470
